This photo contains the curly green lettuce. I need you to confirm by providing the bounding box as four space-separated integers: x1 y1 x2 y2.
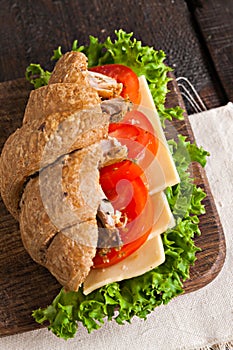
26 30 209 340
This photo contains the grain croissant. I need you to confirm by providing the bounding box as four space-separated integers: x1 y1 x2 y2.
0 51 130 291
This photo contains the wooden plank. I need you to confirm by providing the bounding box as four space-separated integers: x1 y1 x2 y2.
188 0 233 101
0 77 225 336
0 79 32 150
0 0 226 112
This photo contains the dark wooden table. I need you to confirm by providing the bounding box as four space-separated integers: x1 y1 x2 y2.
0 0 232 112
0 1 232 347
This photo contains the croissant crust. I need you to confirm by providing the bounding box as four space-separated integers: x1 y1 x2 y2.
0 51 118 291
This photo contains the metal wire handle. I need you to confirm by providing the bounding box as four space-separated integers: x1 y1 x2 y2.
176 77 207 113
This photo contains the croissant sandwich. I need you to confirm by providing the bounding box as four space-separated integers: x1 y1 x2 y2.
0 31 209 339
0 51 134 291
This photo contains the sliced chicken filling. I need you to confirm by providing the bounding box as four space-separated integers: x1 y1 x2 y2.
88 71 123 99
97 136 128 249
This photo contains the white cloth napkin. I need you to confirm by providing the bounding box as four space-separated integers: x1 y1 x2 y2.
1 103 233 350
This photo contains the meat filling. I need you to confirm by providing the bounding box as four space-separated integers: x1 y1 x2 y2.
88 71 123 99
97 199 122 248
101 97 132 123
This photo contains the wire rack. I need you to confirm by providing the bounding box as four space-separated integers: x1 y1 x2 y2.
176 76 207 113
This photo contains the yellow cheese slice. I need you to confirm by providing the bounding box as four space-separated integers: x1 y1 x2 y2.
83 234 165 295
138 75 180 193
150 191 175 237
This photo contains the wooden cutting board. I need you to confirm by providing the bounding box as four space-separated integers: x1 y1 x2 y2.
0 77 225 337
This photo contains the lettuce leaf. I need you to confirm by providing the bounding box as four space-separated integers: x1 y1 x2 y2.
25 63 51 89
27 30 209 339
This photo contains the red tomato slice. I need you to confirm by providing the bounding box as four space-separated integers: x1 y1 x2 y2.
100 175 147 223
122 110 155 134
109 123 159 170
89 64 141 105
93 161 153 269
100 159 144 193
